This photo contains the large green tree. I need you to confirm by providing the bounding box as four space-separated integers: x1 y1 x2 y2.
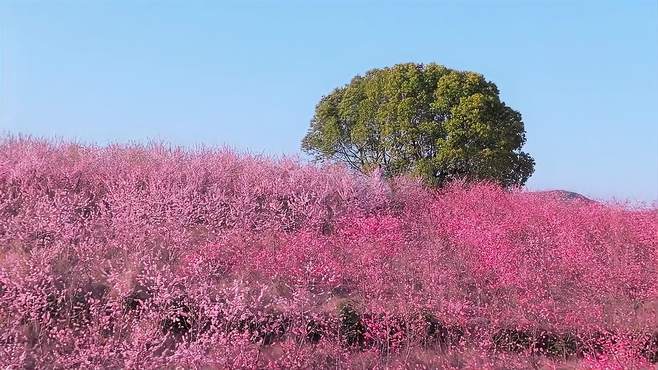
302 63 535 187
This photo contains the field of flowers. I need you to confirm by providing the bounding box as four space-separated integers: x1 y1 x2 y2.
0 137 656 369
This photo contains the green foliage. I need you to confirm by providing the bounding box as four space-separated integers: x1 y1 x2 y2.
533 331 582 358
302 63 535 187
492 328 533 352
641 332 658 363
338 302 365 347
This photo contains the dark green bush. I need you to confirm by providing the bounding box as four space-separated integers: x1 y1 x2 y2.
305 319 324 344
641 332 658 364
161 297 195 337
338 302 365 348
493 328 532 352
533 331 582 358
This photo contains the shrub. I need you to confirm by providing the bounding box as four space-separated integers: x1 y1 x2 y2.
338 302 366 348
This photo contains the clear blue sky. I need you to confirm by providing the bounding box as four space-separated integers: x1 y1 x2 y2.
1 1 657 201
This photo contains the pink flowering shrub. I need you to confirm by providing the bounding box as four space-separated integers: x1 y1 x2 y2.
0 137 656 369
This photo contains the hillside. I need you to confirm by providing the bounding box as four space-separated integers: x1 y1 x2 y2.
534 190 594 203
0 138 656 368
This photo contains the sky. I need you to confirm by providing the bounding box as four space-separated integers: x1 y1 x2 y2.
1 0 657 202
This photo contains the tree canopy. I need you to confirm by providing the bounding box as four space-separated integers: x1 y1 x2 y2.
302 63 535 187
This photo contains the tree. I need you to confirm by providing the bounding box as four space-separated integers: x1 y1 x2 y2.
301 63 535 187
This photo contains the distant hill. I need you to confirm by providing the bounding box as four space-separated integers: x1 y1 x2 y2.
534 190 595 203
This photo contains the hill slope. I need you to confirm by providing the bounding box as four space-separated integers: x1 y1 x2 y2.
0 138 656 368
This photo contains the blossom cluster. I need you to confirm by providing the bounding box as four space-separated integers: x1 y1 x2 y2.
0 137 656 368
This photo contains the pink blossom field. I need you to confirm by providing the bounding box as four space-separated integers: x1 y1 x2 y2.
0 137 656 369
